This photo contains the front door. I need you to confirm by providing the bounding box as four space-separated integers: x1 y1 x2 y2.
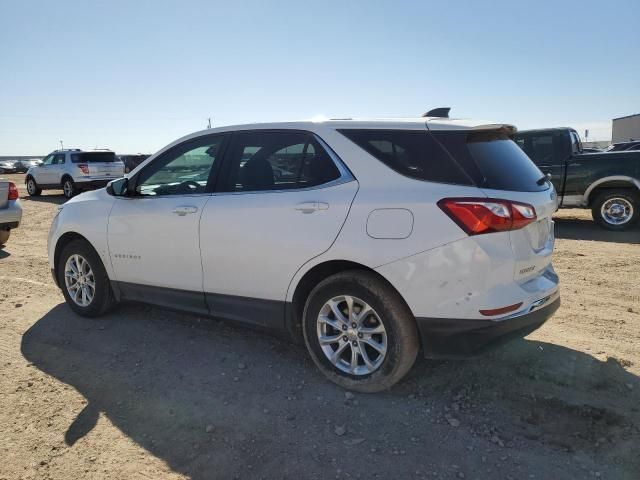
37 153 65 184
199 130 358 327
107 134 227 314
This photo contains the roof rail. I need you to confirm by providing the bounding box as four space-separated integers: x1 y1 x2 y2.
422 107 450 118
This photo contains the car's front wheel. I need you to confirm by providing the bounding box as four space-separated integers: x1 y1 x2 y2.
592 190 640 231
58 239 114 317
26 177 42 196
302 270 419 392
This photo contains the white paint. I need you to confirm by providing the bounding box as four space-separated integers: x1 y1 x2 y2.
366 209 414 239
49 117 559 322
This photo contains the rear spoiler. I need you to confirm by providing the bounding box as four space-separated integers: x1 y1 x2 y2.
471 124 517 135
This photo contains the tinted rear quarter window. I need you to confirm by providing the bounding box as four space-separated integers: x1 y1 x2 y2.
71 152 116 163
338 129 472 185
432 131 548 192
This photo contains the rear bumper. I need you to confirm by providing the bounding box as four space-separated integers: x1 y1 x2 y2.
416 295 560 358
0 200 22 229
75 179 112 189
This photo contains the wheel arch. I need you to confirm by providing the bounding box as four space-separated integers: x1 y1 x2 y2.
584 176 640 206
286 259 413 343
53 232 93 286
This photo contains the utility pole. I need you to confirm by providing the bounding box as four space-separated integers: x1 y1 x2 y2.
207 117 212 129
59 140 64 150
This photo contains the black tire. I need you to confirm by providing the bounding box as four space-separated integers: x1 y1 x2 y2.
302 270 419 393
57 239 115 317
26 177 42 196
591 190 640 231
0 230 9 246
62 177 77 199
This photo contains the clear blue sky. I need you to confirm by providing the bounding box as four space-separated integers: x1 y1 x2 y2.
1 0 638 155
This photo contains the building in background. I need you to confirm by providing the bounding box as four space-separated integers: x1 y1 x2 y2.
612 113 640 143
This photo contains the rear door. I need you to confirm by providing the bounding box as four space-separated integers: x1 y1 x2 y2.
199 130 358 327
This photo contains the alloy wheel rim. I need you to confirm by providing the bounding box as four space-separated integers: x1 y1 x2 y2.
28 180 35 194
601 197 633 225
64 181 73 197
316 295 387 376
64 254 95 307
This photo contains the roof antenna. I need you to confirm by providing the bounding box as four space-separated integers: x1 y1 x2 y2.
422 107 450 118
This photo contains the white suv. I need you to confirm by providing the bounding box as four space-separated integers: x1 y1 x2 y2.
26 149 124 199
47 116 560 391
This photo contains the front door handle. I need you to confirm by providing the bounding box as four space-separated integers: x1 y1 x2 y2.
172 206 198 216
295 201 329 214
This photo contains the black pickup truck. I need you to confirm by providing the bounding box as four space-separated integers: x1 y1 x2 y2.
514 128 640 230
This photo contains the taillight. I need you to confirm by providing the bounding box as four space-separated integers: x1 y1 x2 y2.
78 164 89 175
438 198 536 235
8 182 19 200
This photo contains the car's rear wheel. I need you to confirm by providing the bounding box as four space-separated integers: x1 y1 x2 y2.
592 190 640 231
62 177 77 199
58 239 114 317
26 177 42 196
302 270 419 392
0 230 10 246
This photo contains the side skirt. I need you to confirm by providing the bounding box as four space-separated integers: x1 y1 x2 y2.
112 281 287 331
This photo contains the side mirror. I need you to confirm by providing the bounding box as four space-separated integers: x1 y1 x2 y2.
107 177 129 197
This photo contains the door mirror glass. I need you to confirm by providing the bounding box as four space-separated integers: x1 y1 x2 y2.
107 177 129 197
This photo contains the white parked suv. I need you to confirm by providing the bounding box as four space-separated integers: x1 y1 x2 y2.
48 115 560 391
26 149 124 199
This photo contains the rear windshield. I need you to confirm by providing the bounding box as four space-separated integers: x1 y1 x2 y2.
70 152 116 163
338 129 472 185
431 131 548 192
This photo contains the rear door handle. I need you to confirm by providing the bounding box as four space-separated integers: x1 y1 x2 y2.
172 206 198 216
295 201 329 214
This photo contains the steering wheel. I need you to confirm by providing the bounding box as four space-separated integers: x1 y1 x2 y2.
181 180 201 191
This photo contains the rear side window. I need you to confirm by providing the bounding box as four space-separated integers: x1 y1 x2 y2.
222 131 341 192
71 152 116 163
432 131 548 192
338 129 472 185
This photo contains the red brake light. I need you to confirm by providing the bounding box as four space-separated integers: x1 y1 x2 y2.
8 182 19 200
78 164 89 174
438 198 536 235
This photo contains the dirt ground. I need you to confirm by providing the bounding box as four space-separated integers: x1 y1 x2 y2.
1 172 639 480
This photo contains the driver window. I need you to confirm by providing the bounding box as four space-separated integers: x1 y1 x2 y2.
135 136 225 196
42 154 55 166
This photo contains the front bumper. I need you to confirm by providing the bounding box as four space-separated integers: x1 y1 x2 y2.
416 295 560 358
